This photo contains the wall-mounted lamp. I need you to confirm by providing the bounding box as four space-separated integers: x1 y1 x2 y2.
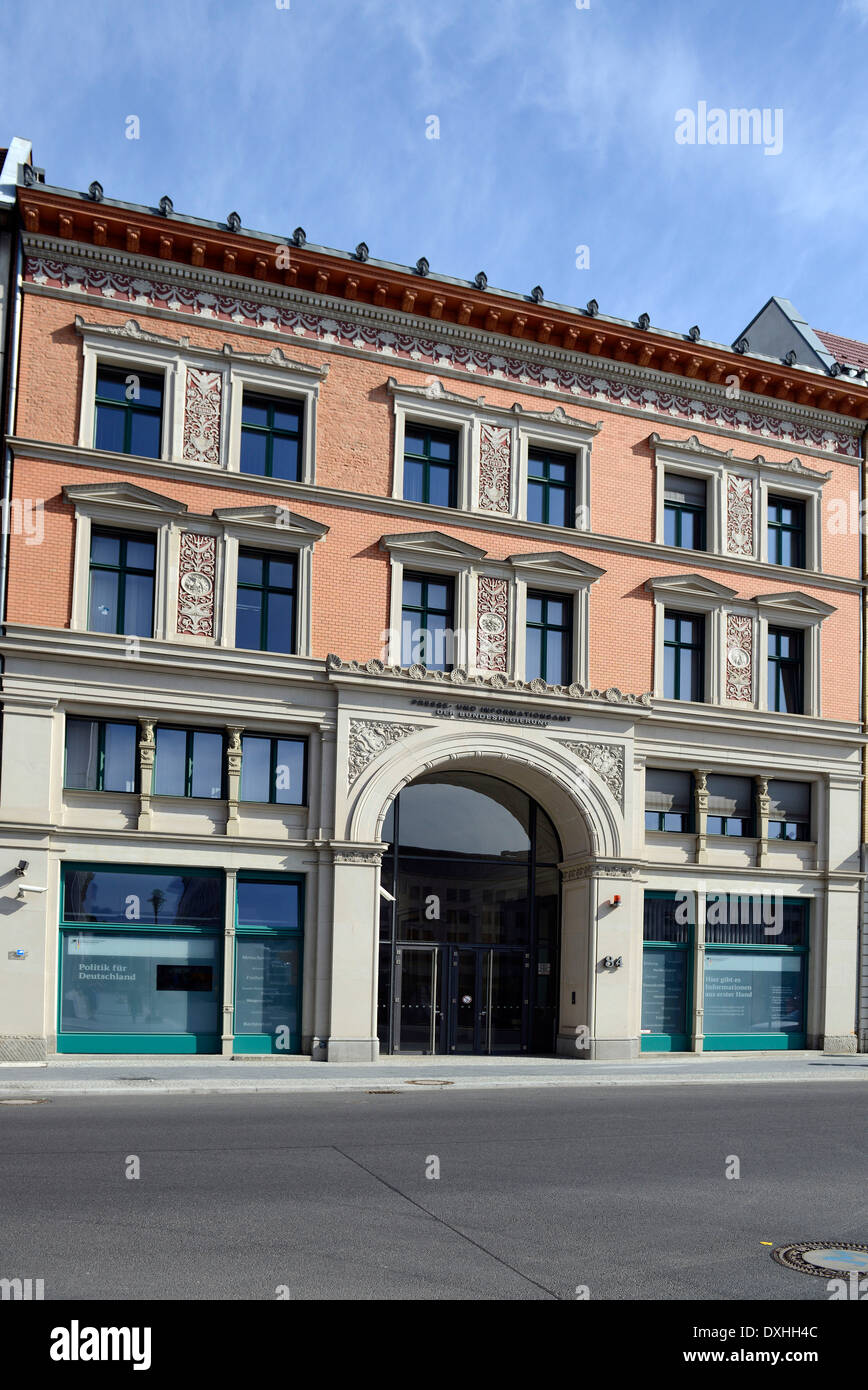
15 860 29 876
611 894 621 907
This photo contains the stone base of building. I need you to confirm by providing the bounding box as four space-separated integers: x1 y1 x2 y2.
0 1035 48 1062
325 1037 380 1063
822 1034 858 1054
557 1033 640 1061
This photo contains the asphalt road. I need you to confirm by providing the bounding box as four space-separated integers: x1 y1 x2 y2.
0 1082 865 1300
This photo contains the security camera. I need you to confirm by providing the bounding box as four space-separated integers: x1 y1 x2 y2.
379 886 396 903
15 860 29 876
17 885 47 898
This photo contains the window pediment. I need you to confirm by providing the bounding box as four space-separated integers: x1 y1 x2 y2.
508 551 605 583
753 591 836 619
213 504 328 542
645 573 737 602
649 432 831 485
387 376 484 410
62 481 187 514
74 315 185 350
380 530 486 561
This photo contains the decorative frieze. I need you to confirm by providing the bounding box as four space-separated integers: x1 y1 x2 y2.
726 474 754 555
183 367 222 464
563 741 625 809
29 256 860 456
328 653 653 707
176 532 217 636
561 860 640 882
476 576 509 672
725 613 754 702
478 422 511 512
348 719 425 786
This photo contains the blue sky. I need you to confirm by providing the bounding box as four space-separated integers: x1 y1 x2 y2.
3 0 868 346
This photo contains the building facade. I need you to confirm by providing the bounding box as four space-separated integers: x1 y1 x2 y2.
0 161 865 1061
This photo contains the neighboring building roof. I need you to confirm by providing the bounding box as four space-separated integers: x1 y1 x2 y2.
814 329 868 371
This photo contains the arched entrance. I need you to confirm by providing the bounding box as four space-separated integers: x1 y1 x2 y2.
377 771 563 1055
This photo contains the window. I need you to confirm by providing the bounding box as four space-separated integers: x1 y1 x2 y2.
154 727 224 798
402 426 458 507
94 366 163 458
240 736 306 805
767 496 806 568
401 572 455 670
707 774 754 837
527 449 575 527
645 769 693 832
663 474 706 550
64 718 138 793
525 591 573 684
663 610 704 701
236 550 297 654
88 529 155 637
240 393 303 481
767 780 811 841
768 626 803 713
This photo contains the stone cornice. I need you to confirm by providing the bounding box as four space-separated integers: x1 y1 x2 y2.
19 227 868 439
649 432 833 482
10 437 864 593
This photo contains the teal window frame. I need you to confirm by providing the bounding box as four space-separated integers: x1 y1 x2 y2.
703 897 809 1051
767 495 806 568
233 871 305 1055
154 726 225 799
239 735 307 805
236 548 297 654
240 392 304 480
663 609 705 701
64 717 139 793
88 527 156 637
94 366 163 458
527 448 576 527
402 425 458 507
641 891 693 1053
57 863 225 1055
525 590 573 684
768 626 804 714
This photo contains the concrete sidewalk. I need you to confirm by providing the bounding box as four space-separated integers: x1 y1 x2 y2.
0 1051 866 1097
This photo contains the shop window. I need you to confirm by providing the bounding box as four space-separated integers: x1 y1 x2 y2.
88 529 155 637
154 727 224 799
240 736 306 805
236 549 297 654
65 718 138 793
62 865 224 928
767 779 811 841
663 610 704 701
240 392 303 481
403 425 458 507
645 769 693 832
641 893 691 1052
663 473 707 550
525 590 573 685
94 366 163 458
707 774 754 836
234 876 304 1054
703 898 809 1050
527 448 576 527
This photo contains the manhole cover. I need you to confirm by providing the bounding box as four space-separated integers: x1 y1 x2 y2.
405 1079 454 1086
0 1098 49 1105
771 1242 868 1277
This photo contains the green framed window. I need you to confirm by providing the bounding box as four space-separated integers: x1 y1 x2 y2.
236 549 296 653
707 774 754 837
401 571 454 670
644 769 693 833
64 718 138 793
768 626 803 713
240 393 303 481
240 736 307 805
154 727 224 799
663 609 704 701
767 779 811 841
88 529 155 637
403 426 458 507
527 449 575 528
526 591 572 685
234 874 304 1054
703 898 809 1051
94 366 163 458
663 473 706 550
642 892 692 1052
767 495 806 568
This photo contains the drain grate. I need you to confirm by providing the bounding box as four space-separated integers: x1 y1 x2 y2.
405 1079 454 1086
771 1242 868 1278
0 1098 50 1105
367 1090 399 1094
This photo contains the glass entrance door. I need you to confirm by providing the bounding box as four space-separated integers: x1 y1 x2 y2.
395 946 441 1053
449 948 529 1054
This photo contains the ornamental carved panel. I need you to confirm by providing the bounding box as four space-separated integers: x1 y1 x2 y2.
725 613 753 702
478 423 511 512
183 367 223 464
348 719 424 786
177 532 217 636
563 741 625 810
726 474 753 555
476 576 508 673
